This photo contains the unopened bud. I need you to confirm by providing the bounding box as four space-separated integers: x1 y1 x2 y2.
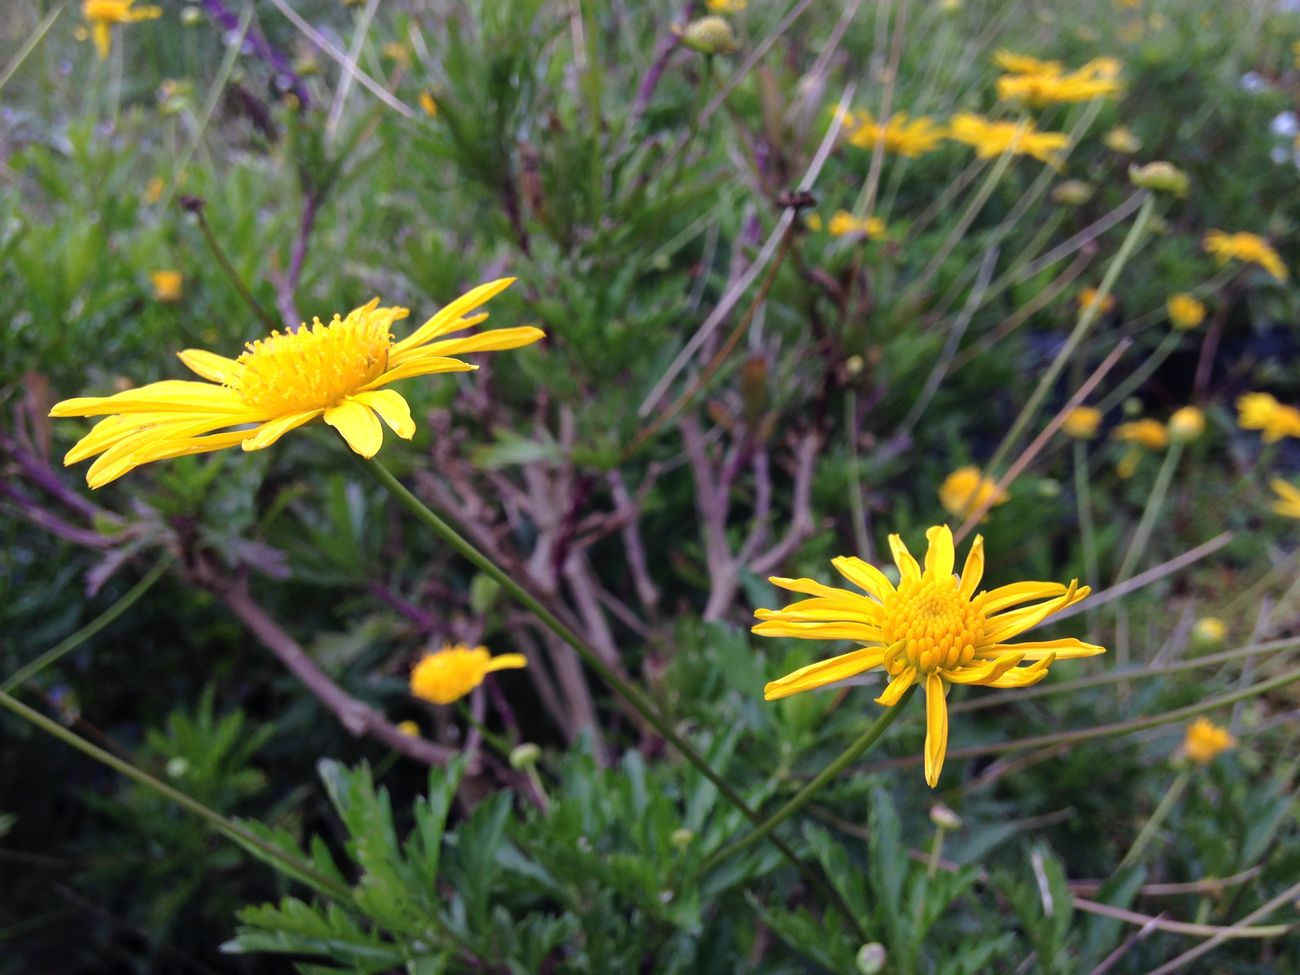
677 16 740 55
845 354 865 377
1167 405 1205 443
1129 161 1189 197
180 6 202 26
929 803 963 831
671 828 695 849
509 743 541 770
856 943 887 974
1051 180 1094 205
1190 617 1227 653
165 757 190 779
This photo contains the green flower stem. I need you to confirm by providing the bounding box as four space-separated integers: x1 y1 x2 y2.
1119 769 1190 870
191 205 280 335
1114 440 1186 585
0 689 352 902
361 456 869 940
2 556 171 695
984 192 1155 483
698 686 915 873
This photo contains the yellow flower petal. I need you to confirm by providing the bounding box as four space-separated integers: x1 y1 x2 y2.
763 646 887 701
420 325 546 358
959 534 985 597
323 399 384 458
483 653 528 673
177 348 239 383
888 533 921 581
393 278 517 353
242 410 322 452
831 556 896 599
350 389 415 440
751 620 883 641
923 671 948 788
924 525 955 580
986 637 1105 660
874 665 916 706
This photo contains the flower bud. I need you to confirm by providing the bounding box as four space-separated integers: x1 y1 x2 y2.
1104 126 1141 153
1167 293 1205 330
1167 405 1205 443
845 354 865 377
166 757 191 779
1051 180 1094 205
1190 617 1227 653
509 743 542 770
181 6 203 26
671 828 695 849
678 16 740 55
856 943 887 974
1129 161 1189 197
929 803 963 831
396 720 421 738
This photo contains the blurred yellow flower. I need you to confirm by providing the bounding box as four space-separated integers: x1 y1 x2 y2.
1271 479 1300 519
1077 288 1115 314
396 719 421 737
993 50 1063 75
754 525 1103 787
143 176 165 204
1103 126 1141 153
706 0 747 10
1203 230 1288 282
1167 293 1205 330
1237 392 1300 442
996 55 1123 108
948 113 1069 167
410 644 527 705
1113 418 1168 450
1183 716 1235 764
939 466 1009 520
827 210 886 239
50 279 544 488
381 41 410 68
419 91 438 117
81 0 162 61
150 270 183 303
1190 617 1226 651
840 109 948 158
1167 406 1205 443
1062 406 1102 439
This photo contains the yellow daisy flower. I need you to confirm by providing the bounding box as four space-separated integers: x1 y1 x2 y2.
81 0 162 61
827 210 886 239
150 270 183 303
1062 406 1102 439
1182 716 1235 764
1167 293 1205 330
1077 287 1115 314
841 109 948 158
410 644 527 705
1113 418 1168 450
1237 392 1300 442
1203 230 1289 282
996 58 1123 108
938 466 1008 521
948 113 1069 167
755 525 1104 787
993 50 1064 76
1271 479 1300 519
50 279 543 488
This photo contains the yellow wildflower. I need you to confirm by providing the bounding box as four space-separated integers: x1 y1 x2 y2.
1167 293 1205 330
150 270 183 303
755 525 1103 787
1190 617 1226 653
143 176 165 204
1062 406 1102 439
993 50 1064 76
827 210 886 239
50 279 544 488
938 466 1009 521
418 91 438 118
948 113 1069 167
1271 479 1300 519
1237 392 1300 442
841 109 948 158
1182 716 1235 764
1103 126 1141 153
1113 418 1168 450
706 0 747 10
410 644 527 705
1203 230 1289 282
1077 288 1115 315
996 57 1123 108
677 16 740 55
1167 406 1205 443
396 719 421 737
381 42 409 68
81 0 162 61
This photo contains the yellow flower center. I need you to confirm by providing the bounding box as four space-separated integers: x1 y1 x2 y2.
229 302 401 414
881 576 984 676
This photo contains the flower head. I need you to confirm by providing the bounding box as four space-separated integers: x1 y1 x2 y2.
396 719 421 737
1272 478 1300 519
948 113 1069 167
1190 617 1227 652
51 278 544 488
1103 126 1141 153
755 525 1103 786
1113 418 1168 450
993 50 1064 76
1237 392 1300 442
418 91 438 117
1167 293 1205 330
706 0 747 10
677 16 740 55
840 109 948 158
1203 230 1289 282
1077 287 1115 315
1182 716 1235 764
996 55 1123 108
81 0 162 61
827 210 886 239
1129 161 1189 196
1167 406 1205 443
150 270 183 303
939 466 1009 521
410 644 527 705
1062 405 1102 439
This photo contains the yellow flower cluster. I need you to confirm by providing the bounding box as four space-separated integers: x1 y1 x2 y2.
948 114 1069 167
1203 230 1288 282
995 50 1124 108
1062 406 1102 439
755 525 1103 787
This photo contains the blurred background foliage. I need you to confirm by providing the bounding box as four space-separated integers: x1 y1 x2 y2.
1 0 1299 971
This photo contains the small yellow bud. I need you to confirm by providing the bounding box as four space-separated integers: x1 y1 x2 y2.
670 827 695 849
1183 716 1235 765
1167 405 1205 443
677 16 740 55
1062 405 1102 439
509 743 542 770
845 354 865 377
396 719 421 737
180 6 202 26
1190 617 1227 653
1167 293 1206 330
150 270 183 303
1129 161 1189 197
1051 180 1094 205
